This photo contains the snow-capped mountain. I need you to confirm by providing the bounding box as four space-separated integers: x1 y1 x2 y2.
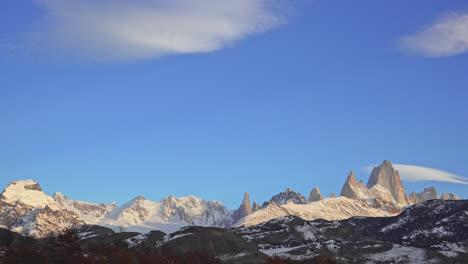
53 192 116 223
0 180 232 237
55 191 232 234
0 180 83 238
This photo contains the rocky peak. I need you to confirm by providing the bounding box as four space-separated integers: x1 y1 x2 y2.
0 180 62 211
416 187 440 202
52 192 71 207
0 180 85 238
340 171 367 199
242 192 252 214
441 193 461 200
308 187 324 202
231 192 253 224
408 191 420 204
23 182 42 191
346 171 358 185
2 180 42 197
252 200 260 211
134 195 147 202
330 193 336 198
263 188 308 207
367 160 410 205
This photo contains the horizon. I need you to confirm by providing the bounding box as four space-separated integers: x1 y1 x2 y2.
2 1 468 210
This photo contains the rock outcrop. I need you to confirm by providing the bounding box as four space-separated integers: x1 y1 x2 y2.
408 191 420 204
416 187 440 202
340 171 368 199
252 200 260 211
339 161 462 207
330 193 336 198
262 188 308 207
308 187 324 202
441 193 461 200
367 160 411 205
340 169 395 203
232 192 253 224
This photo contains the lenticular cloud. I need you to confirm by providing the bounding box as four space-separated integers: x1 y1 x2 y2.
33 0 287 60
365 163 468 184
393 164 468 184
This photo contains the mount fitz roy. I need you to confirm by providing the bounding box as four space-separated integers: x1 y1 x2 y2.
0 160 462 238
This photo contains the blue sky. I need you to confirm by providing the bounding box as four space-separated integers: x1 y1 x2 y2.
1 0 467 209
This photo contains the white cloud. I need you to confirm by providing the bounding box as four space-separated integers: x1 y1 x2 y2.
32 0 287 60
364 164 468 184
399 12 468 57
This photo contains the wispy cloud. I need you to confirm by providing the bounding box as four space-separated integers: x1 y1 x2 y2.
364 164 468 184
29 0 287 60
399 12 468 57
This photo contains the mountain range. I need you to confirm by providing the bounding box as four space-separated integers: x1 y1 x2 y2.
1 199 467 263
0 160 462 239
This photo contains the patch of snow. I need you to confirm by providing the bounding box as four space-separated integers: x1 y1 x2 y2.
260 245 307 256
433 242 467 257
219 253 248 260
295 225 316 241
77 231 100 240
126 233 150 247
325 240 339 252
431 226 453 237
164 232 194 242
361 244 382 248
365 245 427 264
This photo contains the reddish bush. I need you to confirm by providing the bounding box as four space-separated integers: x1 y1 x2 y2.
315 255 336 264
264 256 296 264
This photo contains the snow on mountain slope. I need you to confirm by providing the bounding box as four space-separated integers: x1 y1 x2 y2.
53 192 116 223
235 197 400 227
54 192 233 234
160 195 231 227
1 180 61 211
102 195 231 233
1 180 232 236
0 180 83 238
